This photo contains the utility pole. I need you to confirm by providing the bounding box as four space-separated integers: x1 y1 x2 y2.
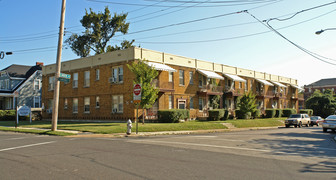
51 0 66 131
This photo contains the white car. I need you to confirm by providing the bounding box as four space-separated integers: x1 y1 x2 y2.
322 115 336 132
285 114 310 128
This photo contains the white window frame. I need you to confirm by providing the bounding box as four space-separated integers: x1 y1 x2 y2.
190 97 194 109
169 72 173 82
84 71 90 87
48 76 55 91
189 71 193 85
111 66 123 83
168 95 172 109
84 97 90 113
34 79 41 90
199 97 204 111
112 95 123 113
33 96 40 108
73 98 78 113
96 96 100 108
64 98 68 109
96 69 100 81
73 73 78 88
179 70 184 85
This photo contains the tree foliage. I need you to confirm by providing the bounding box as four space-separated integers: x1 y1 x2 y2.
305 89 336 118
127 60 159 122
66 7 134 57
237 91 257 117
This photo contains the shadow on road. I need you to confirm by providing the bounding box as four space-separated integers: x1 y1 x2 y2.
300 161 336 173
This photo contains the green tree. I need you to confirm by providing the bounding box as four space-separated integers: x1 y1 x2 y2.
305 89 336 118
127 60 159 124
237 91 257 119
210 95 220 109
66 7 134 57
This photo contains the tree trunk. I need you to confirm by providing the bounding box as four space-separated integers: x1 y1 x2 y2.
142 108 145 124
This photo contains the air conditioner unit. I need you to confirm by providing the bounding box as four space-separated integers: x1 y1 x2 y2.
112 108 118 113
46 109 52 114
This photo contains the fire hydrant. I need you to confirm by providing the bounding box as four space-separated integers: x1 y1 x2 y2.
126 119 132 135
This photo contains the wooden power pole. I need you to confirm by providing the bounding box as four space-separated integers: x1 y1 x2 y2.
52 0 66 131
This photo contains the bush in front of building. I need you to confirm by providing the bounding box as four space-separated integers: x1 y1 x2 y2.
158 109 190 123
223 110 230 120
252 109 261 119
0 110 16 121
275 109 282 118
282 108 297 117
235 110 251 119
299 109 313 116
208 109 225 121
265 109 276 118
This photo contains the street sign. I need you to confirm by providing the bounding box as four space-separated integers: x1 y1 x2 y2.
58 77 70 83
133 84 141 103
18 106 31 116
60 73 71 79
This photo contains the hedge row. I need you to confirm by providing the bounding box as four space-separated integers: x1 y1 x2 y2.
157 109 190 123
299 109 313 116
282 108 297 117
208 109 229 121
0 110 16 121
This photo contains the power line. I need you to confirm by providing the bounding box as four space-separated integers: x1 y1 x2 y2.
87 0 279 7
245 10 336 66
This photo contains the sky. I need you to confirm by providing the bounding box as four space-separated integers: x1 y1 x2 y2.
1 0 336 87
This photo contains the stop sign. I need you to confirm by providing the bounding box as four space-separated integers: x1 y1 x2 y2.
134 84 141 96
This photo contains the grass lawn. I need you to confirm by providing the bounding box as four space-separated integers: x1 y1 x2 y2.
224 118 285 128
0 120 227 134
0 118 285 135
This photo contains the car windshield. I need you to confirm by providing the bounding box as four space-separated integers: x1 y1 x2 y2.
310 117 318 120
326 115 336 120
289 114 301 118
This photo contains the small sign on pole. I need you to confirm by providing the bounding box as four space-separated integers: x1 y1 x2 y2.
133 84 142 104
17 105 32 125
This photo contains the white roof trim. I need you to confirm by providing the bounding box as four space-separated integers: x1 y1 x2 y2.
256 79 274 86
197 69 224 80
146 62 176 72
270 81 286 88
223 73 246 82
291 84 304 91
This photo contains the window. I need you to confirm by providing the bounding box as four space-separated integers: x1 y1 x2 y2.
34 79 40 90
34 96 40 108
168 95 172 109
5 79 9 89
96 96 100 108
189 71 193 85
96 69 100 80
48 76 55 91
64 98 68 109
190 97 194 109
179 70 184 85
245 81 247 91
111 66 123 83
250 80 253 90
199 98 204 111
84 97 90 113
0 80 3 89
239 82 242 89
178 100 186 109
73 98 78 113
73 73 78 88
169 72 173 82
112 95 123 113
84 71 90 87
47 99 53 113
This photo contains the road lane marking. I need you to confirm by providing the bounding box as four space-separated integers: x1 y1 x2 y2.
0 137 27 141
0 141 55 152
129 139 271 152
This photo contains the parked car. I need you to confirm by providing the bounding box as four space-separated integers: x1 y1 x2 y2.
285 114 310 128
322 115 336 132
310 116 323 126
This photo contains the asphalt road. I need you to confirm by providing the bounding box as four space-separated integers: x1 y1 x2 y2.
0 126 335 180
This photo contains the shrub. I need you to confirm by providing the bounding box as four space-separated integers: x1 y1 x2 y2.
223 110 230 120
235 110 251 119
0 110 16 121
265 109 276 118
252 109 261 119
208 109 225 121
158 109 189 123
282 108 297 117
275 109 282 118
300 109 313 116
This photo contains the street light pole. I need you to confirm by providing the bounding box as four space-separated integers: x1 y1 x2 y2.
51 0 66 131
315 28 336 35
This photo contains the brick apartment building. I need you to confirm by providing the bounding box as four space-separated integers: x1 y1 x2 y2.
304 78 336 100
42 47 303 121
